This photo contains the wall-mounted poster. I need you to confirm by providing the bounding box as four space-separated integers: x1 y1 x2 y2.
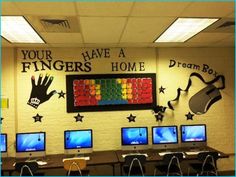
66 74 156 112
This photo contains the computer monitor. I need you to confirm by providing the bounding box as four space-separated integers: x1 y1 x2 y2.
152 126 178 149
16 132 46 158
64 129 93 155
121 127 148 150
180 124 207 148
1 133 7 157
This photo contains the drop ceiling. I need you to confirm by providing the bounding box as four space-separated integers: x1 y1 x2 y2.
1 1 234 48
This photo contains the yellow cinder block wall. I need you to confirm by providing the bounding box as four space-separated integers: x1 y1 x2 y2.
157 48 234 171
2 47 16 157
1 47 234 171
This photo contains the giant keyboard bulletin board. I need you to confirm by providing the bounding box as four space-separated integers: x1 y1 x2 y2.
66 74 156 112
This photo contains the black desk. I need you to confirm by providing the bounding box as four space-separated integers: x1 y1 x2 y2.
116 146 228 162
116 146 229 175
1 150 119 176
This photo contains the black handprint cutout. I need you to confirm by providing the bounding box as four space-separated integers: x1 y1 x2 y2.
27 74 56 109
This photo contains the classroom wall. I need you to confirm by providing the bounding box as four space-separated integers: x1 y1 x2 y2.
1 47 16 156
157 47 234 171
1 47 234 171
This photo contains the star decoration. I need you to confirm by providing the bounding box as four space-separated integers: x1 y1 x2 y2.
0 117 4 124
159 86 166 94
33 114 43 122
127 114 136 122
74 113 84 122
155 113 164 122
58 90 66 98
185 112 194 120
153 105 167 114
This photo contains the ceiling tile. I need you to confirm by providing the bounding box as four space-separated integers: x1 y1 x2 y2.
188 32 232 43
80 17 126 43
209 39 234 47
180 2 234 17
120 17 175 43
203 18 234 33
117 43 150 47
13 43 51 48
1 38 13 47
76 2 133 16
150 42 186 48
211 43 234 47
2 2 22 15
14 2 76 16
180 42 213 47
131 2 191 17
48 43 84 48
84 43 118 48
226 12 235 18
41 33 83 44
214 34 234 46
26 16 81 33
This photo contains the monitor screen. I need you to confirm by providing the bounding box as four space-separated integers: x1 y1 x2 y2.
0 133 7 157
121 127 148 150
16 132 46 158
180 124 207 147
152 126 178 149
1 134 7 153
64 129 93 155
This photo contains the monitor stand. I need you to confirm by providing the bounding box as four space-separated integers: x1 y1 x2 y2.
25 153 46 162
24 153 37 162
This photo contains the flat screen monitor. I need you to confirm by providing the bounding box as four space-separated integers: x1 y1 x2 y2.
180 124 207 148
152 126 178 149
1 133 7 157
64 129 93 155
121 127 148 150
16 132 46 158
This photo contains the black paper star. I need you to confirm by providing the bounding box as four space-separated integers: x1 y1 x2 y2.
159 86 166 94
33 113 43 122
58 90 66 98
74 113 84 122
127 114 136 122
185 112 194 120
0 117 4 124
153 105 167 114
155 113 164 122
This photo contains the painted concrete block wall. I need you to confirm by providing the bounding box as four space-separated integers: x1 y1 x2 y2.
15 48 157 154
157 47 234 170
1 47 234 171
1 47 16 156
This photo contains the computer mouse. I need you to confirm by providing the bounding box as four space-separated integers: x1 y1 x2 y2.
189 84 222 115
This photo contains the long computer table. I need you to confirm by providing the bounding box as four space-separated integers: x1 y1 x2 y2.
116 146 229 162
1 146 229 176
1 150 119 176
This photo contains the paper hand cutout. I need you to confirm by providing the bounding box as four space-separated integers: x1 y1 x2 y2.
27 74 56 109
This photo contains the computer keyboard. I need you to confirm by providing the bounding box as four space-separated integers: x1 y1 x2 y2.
158 151 185 157
122 153 148 158
158 152 173 156
37 161 47 166
78 156 90 160
13 160 48 167
63 156 90 161
185 151 209 155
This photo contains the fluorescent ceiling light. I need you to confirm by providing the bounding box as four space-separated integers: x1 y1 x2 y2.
155 18 219 43
1 16 45 43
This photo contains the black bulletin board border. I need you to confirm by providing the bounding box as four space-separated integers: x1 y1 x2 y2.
66 73 157 113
